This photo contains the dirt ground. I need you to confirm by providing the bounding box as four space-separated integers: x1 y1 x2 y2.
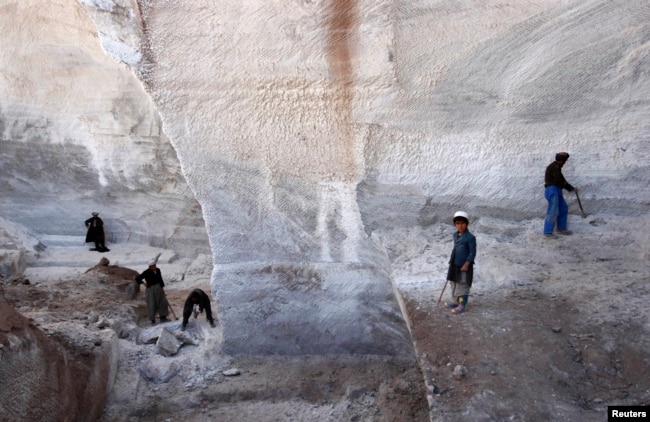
2 213 649 421
387 214 650 421
406 292 649 421
1 260 429 422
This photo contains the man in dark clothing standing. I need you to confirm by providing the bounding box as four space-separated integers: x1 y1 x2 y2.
135 254 170 325
181 288 215 331
544 152 578 238
85 212 109 252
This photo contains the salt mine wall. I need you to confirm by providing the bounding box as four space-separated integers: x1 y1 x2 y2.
1 0 649 354
0 0 209 257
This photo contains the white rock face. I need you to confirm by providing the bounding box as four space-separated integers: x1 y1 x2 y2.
2 0 649 354
0 0 209 257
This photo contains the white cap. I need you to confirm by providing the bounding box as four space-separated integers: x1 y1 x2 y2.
148 252 162 267
453 211 469 223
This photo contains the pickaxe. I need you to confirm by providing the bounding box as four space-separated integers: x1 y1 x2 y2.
168 303 179 320
575 190 587 218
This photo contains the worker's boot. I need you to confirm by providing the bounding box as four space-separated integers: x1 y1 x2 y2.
451 295 468 314
445 300 459 309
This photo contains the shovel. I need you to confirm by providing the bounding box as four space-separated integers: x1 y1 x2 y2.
575 190 587 218
168 303 179 320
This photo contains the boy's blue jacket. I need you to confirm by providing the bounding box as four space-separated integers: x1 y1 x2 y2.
446 230 476 285
451 230 476 266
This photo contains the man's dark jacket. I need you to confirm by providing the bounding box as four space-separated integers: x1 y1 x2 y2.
85 216 105 243
182 288 214 325
135 268 165 288
544 161 574 191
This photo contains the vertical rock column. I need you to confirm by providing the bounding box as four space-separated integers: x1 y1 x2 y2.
122 0 414 355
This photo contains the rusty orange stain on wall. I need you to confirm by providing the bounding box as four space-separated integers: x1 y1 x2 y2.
326 0 358 87
325 0 359 182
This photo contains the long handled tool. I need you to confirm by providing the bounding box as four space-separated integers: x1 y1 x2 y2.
575 190 587 218
168 303 179 320
436 279 449 307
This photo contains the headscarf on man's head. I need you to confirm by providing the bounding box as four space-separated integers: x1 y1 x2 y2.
148 252 162 267
555 152 570 162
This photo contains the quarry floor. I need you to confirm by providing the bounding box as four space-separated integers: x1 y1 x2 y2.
2 212 649 421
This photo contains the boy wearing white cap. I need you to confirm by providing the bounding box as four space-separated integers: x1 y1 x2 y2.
445 211 477 314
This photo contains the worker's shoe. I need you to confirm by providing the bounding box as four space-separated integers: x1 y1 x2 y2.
544 233 558 239
451 295 468 314
445 302 459 309
160 316 169 322
557 230 573 235
451 304 465 314
181 324 186 331
209 320 216 328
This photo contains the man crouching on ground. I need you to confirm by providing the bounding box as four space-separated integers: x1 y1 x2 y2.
181 288 216 331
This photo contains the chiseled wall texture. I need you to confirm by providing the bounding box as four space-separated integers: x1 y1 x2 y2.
2 0 648 354
88 0 649 262
0 0 209 256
